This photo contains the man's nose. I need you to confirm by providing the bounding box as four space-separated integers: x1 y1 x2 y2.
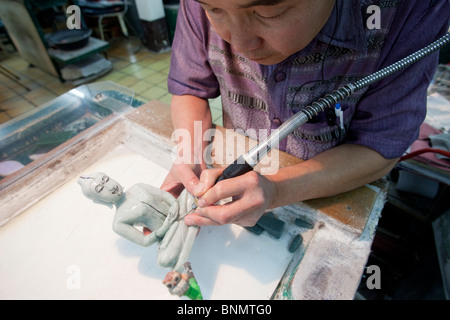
228 21 262 52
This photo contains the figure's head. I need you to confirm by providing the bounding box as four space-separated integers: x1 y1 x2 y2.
77 172 124 205
195 0 336 65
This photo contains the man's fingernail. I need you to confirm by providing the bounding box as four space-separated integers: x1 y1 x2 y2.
197 198 207 207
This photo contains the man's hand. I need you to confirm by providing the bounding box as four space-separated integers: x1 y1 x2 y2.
184 168 277 227
183 144 398 228
160 163 204 198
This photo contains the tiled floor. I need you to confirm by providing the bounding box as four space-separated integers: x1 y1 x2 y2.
0 37 223 126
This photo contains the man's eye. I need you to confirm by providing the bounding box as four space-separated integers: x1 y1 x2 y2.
95 184 104 193
254 7 287 21
209 8 224 16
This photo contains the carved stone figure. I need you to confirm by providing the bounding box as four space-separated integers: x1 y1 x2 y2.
77 172 201 298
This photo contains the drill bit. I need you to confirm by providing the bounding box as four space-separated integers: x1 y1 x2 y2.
177 200 198 221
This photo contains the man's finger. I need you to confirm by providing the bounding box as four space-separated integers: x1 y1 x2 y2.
197 176 245 209
184 212 221 226
195 167 225 197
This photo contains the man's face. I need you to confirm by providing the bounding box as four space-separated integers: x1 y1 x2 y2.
195 0 335 65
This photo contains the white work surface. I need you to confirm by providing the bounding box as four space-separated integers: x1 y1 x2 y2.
0 145 295 300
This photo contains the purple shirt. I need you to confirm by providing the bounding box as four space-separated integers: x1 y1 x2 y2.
168 0 449 160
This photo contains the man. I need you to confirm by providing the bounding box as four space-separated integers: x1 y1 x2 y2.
161 0 449 227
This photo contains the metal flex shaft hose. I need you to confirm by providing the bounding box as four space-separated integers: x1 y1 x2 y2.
214 33 450 182
241 32 450 168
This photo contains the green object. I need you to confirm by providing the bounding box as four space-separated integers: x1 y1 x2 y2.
245 212 286 238
185 277 203 300
256 212 285 239
29 130 76 156
294 218 313 229
245 224 264 235
34 131 75 147
288 234 303 253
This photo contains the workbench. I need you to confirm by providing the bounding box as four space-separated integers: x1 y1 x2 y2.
0 82 387 299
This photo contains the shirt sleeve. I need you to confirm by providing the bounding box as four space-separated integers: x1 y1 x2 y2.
167 0 220 99
346 0 449 159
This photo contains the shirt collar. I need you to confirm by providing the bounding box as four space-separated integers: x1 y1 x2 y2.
316 0 368 53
